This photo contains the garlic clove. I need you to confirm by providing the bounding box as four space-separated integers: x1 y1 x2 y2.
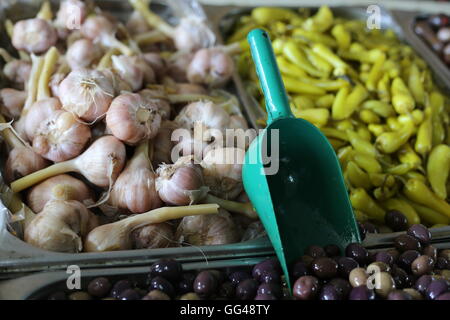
3 60 31 85
24 199 98 253
26 174 94 213
156 155 208 206
32 110 91 162
66 38 103 70
173 17 216 52
175 100 231 133
24 97 62 141
0 88 27 119
111 55 154 92
4 146 50 184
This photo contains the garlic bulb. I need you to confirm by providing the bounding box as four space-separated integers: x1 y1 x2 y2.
126 10 151 35
109 141 162 214
166 51 194 83
131 223 174 249
11 135 126 192
241 221 266 242
156 155 208 206
187 48 234 88
32 110 91 162
66 39 102 70
58 69 114 122
49 73 66 98
55 0 88 33
24 200 99 253
24 97 62 141
0 88 27 119
142 53 167 81
3 60 31 85
173 17 216 52
111 55 155 91
175 101 230 132
84 204 219 252
4 146 50 183
12 18 57 54
200 147 245 200
175 208 239 246
106 92 162 145
26 174 93 213
152 120 177 166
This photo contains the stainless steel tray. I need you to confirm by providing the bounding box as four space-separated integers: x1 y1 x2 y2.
0 0 273 278
391 10 450 90
0 256 271 300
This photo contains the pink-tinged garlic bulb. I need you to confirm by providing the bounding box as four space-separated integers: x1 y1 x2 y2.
131 223 174 249
12 18 58 54
156 155 208 206
142 53 166 81
152 120 177 166
32 110 91 162
173 17 216 52
55 0 88 33
200 147 245 200
24 97 62 141
24 199 99 253
49 73 66 98
187 48 234 88
11 135 127 192
166 52 194 83
126 10 151 35
106 92 161 145
0 88 27 119
109 141 162 214
174 83 207 95
66 39 102 70
111 55 155 92
3 60 31 85
59 69 114 122
176 208 239 246
175 101 230 132
26 174 93 213
139 88 171 120
4 147 50 183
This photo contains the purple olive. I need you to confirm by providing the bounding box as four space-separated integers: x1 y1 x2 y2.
329 278 352 299
423 245 438 261
398 250 421 272
337 257 359 278
415 275 433 294
293 276 320 300
119 289 140 300
394 234 422 252
229 271 251 286
436 292 450 300
324 244 341 257
426 280 449 300
178 272 196 294
110 280 132 298
149 276 175 298
311 257 338 279
194 271 218 299
319 284 342 300
252 259 280 280
407 224 431 245
291 261 310 279
435 257 449 270
260 269 281 284
218 281 235 299
88 277 111 298
349 285 376 300
345 243 369 265
149 259 182 282
387 290 413 300
375 252 394 266
257 282 282 299
411 255 435 276
385 210 408 232
235 279 258 300
392 266 409 289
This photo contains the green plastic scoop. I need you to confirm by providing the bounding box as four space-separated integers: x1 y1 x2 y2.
243 29 360 288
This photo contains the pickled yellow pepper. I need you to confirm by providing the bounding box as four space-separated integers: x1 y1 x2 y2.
427 144 450 200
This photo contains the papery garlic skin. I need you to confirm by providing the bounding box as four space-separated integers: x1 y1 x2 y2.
139 88 171 120
24 200 99 253
66 39 102 70
4 147 50 183
59 69 114 122
0 88 27 119
143 53 167 81
33 110 91 162
175 101 230 132
156 155 208 206
74 135 126 187
131 223 174 249
126 10 151 35
26 174 93 213
173 17 215 52
166 52 194 83
176 209 239 246
24 98 62 141
187 48 234 88
49 73 66 98
12 19 58 54
3 60 31 85
112 55 155 92
106 92 162 145
201 147 245 200
81 15 116 42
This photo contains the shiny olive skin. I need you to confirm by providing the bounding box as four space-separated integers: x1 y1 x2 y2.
311 257 338 279
291 261 310 279
329 278 352 299
149 259 183 282
149 276 175 298
385 210 408 232
337 257 359 278
423 245 438 261
391 266 410 289
394 234 422 252
88 277 111 298
319 284 342 300
398 250 421 272
426 280 449 300
110 280 132 298
415 275 433 294
257 283 282 299
349 268 368 288
293 276 320 300
436 292 450 300
387 290 413 300
349 285 376 300
218 282 235 299
407 224 431 245
235 279 258 300
345 243 369 265
375 252 394 266
229 271 251 286
194 271 218 299
252 259 280 281
435 257 449 270
178 272 196 294
411 255 435 276
260 269 281 284
119 289 140 300
374 272 396 298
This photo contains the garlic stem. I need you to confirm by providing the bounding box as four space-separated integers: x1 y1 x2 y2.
0 114 24 148
97 48 120 70
37 47 60 100
222 42 242 55
84 203 219 252
37 0 53 21
167 93 223 104
0 48 13 63
134 30 167 46
204 194 258 219
23 55 45 115
129 0 175 38
108 36 134 56
10 159 75 193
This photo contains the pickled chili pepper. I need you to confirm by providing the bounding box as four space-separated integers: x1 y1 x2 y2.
429 91 446 146
366 52 386 91
404 199 450 226
398 143 422 168
351 152 382 173
414 107 433 156
283 41 326 77
391 77 415 114
346 129 377 157
404 179 450 218
427 144 450 200
361 100 395 118
312 43 348 76
408 63 425 106
331 86 349 120
350 188 385 223
376 118 415 154
359 109 381 124
331 24 351 50
345 161 372 189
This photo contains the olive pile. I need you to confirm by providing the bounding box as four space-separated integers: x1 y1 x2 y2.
415 14 450 66
46 224 449 300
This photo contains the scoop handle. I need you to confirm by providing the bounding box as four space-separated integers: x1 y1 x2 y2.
247 29 293 125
